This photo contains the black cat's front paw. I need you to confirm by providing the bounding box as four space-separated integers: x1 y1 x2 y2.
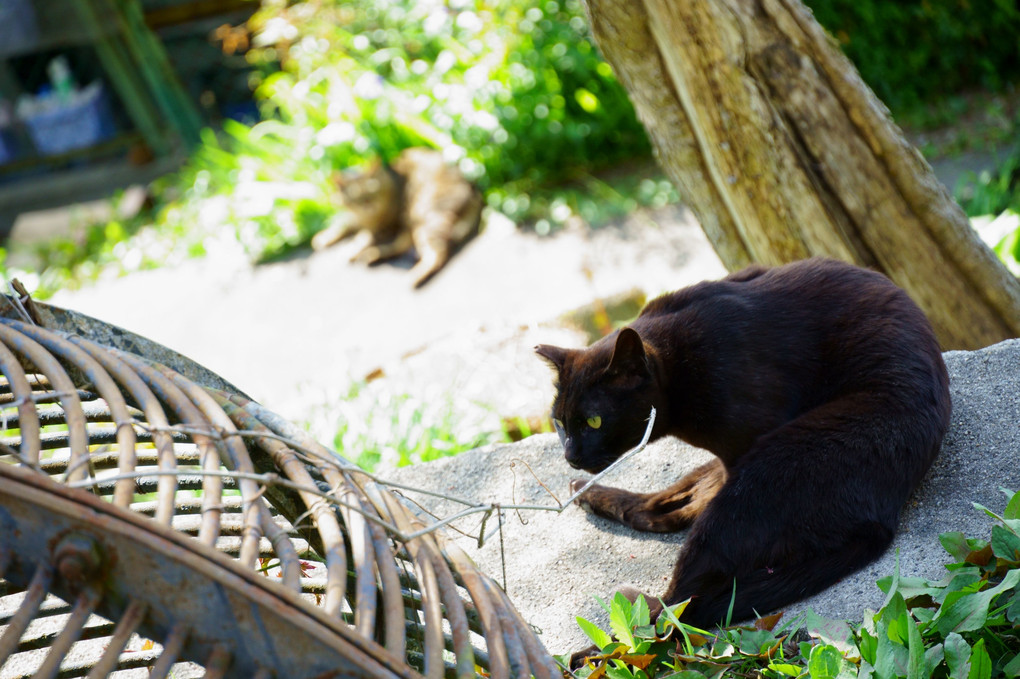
569 479 627 518
570 478 596 510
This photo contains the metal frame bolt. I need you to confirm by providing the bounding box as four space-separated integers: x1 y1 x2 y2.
53 534 102 585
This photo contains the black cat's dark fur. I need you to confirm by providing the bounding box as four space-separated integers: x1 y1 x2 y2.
536 258 951 634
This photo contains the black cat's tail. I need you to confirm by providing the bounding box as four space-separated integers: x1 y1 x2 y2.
660 386 947 629
666 520 893 628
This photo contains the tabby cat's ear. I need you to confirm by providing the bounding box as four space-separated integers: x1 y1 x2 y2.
535 344 568 371
607 327 648 376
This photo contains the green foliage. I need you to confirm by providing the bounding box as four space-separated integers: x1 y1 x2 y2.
806 0 1020 114
564 488 1020 679
171 0 650 260
305 379 509 471
954 148 1020 276
957 153 1020 219
244 0 649 190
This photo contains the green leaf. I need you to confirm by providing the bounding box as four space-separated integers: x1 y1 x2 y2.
943 633 971 679
577 616 612 649
766 663 803 677
905 613 925 679
875 618 909 679
858 626 878 666
879 592 908 644
1004 489 1020 521
881 556 904 611
806 610 858 656
972 502 1006 525
725 579 737 626
809 644 846 679
991 524 1020 560
935 569 1020 635
933 571 984 605
1007 592 1020 622
877 575 940 600
966 639 991 679
633 625 656 641
610 592 637 650
940 532 978 562
734 627 781 656
606 665 637 679
924 644 945 679
632 595 651 628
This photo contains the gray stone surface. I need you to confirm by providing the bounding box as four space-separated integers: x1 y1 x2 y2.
385 339 1020 656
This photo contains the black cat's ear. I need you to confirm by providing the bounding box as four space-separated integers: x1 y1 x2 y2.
535 344 568 371
607 327 648 377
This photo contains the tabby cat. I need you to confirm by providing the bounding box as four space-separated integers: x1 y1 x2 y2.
315 147 482 288
536 258 951 640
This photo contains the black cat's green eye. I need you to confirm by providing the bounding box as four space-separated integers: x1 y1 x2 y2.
587 415 602 429
553 418 564 430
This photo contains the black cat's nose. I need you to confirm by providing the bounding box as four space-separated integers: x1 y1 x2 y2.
564 441 585 469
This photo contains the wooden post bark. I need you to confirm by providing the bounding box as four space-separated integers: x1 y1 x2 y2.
584 0 1020 349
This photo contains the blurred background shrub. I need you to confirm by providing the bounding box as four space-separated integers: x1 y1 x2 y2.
808 0 1020 114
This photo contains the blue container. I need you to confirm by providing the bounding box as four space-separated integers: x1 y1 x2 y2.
22 83 116 156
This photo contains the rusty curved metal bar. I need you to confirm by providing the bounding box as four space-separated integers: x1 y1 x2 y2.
112 348 227 542
0 565 52 662
215 392 350 615
67 332 179 515
0 323 89 483
0 340 40 465
0 464 422 678
158 366 265 568
10 321 141 509
84 599 148 679
147 623 188 679
379 488 478 679
33 588 102 679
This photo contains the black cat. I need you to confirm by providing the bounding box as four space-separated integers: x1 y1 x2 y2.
536 257 951 635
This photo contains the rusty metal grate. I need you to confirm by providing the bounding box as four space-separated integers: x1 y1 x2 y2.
0 301 559 679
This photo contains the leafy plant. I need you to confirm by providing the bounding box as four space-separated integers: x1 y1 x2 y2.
955 148 1020 276
564 488 1020 679
187 0 652 258
806 0 1020 114
957 153 1020 219
304 379 509 471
